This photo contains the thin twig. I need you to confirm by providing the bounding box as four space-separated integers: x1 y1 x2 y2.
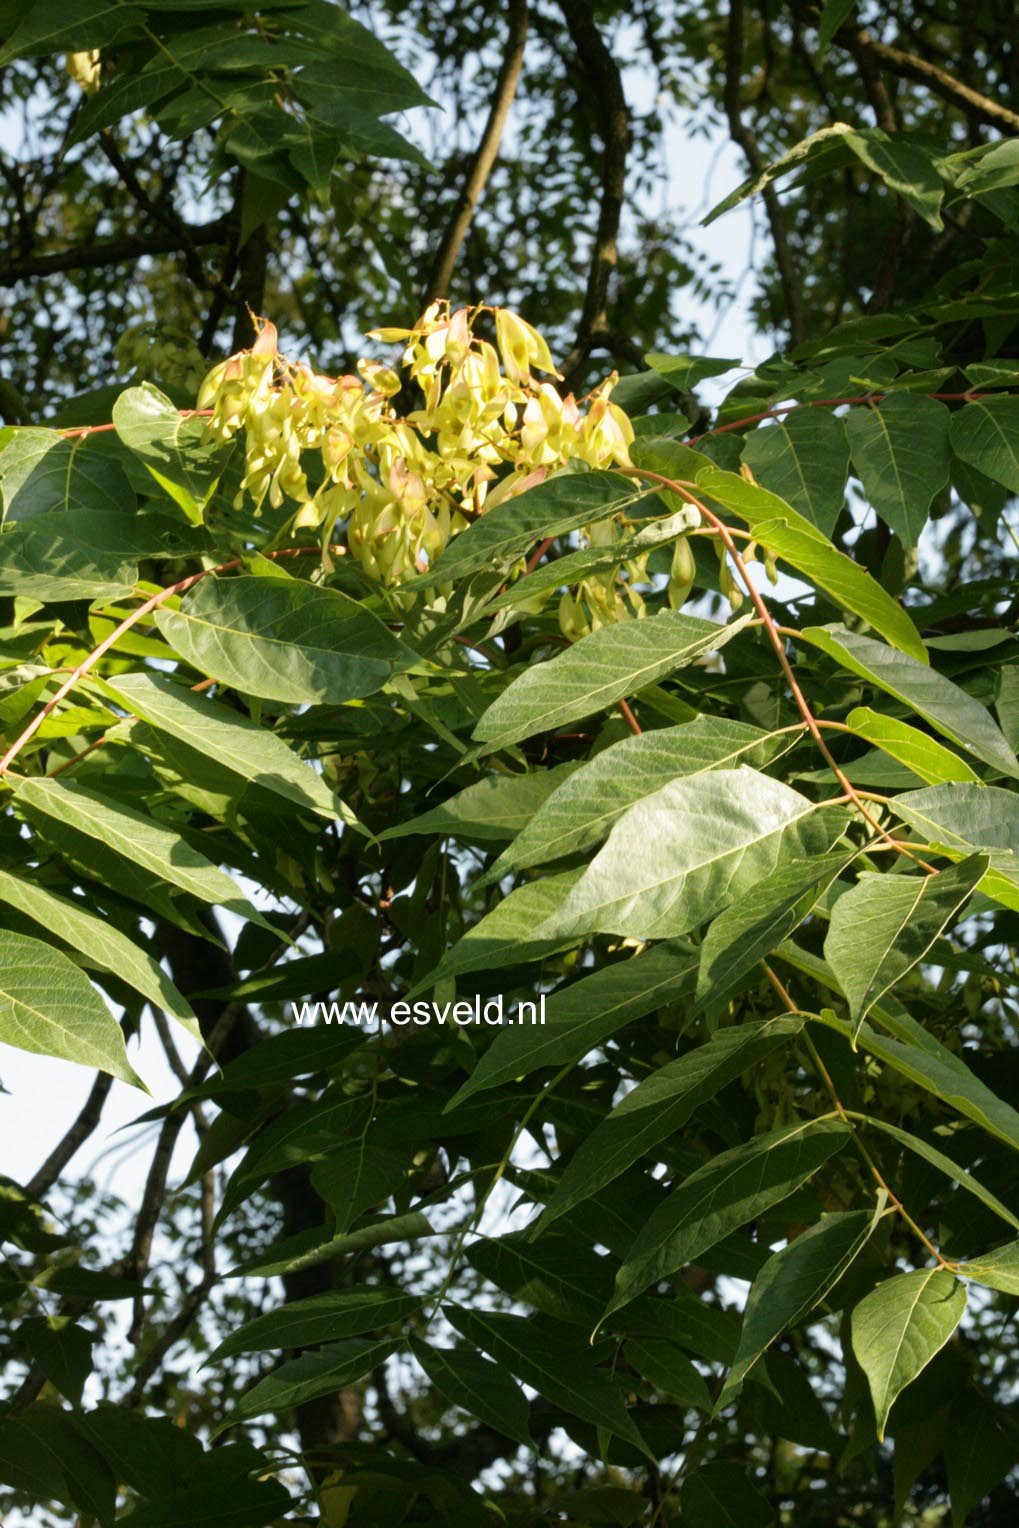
760 962 955 1270
619 697 641 735
724 0 803 345
121 1270 218 1407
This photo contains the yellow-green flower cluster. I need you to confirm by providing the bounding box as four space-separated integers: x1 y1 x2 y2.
197 302 647 628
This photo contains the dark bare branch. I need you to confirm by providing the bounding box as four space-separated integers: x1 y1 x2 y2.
724 0 804 347
27 1070 114 1201
558 0 630 388
0 219 230 288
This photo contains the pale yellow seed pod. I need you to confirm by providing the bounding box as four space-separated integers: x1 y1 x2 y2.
494 308 532 384
558 591 590 642
668 535 697 609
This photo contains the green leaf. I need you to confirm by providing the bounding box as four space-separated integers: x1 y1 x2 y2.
893 1412 948 1520
817 0 857 54
740 409 849 535
623 1337 712 1410
839 130 947 227
825 855 987 1038
14 777 265 926
850 1116 1019 1231
467 1231 613 1328
156 574 414 704
189 951 363 1007
645 353 741 390
113 384 226 522
187 1031 365 1111
850 1269 966 1439
0 1411 115 1523
718 1210 877 1407
310 1140 408 1233
706 124 944 230
209 1289 419 1364
444 1307 650 1455
604 1117 853 1322
697 470 927 661
815 1009 1019 1150
846 707 979 784
447 942 698 1106
0 929 143 1086
681 1462 775 1528
377 761 581 844
481 717 787 885
949 396 1019 494
996 665 1019 754
221 1336 397 1433
0 867 199 1041
0 510 206 601
21 1317 93 1405
0 429 133 524
0 0 144 65
218 1092 370 1217
472 609 753 753
958 1239 1019 1296
952 139 1019 196
102 671 339 819
705 123 860 223
623 1287 739 1365
798 624 1019 779
0 515 130 600
945 1394 1019 1527
414 471 648 585
629 436 718 504
845 395 952 547
888 784 1019 909
230 1210 435 1279
33 1267 143 1301
482 506 699 617
121 1477 292 1528
413 868 584 993
409 1336 532 1448
535 768 841 942
695 853 854 1012
539 1016 805 1229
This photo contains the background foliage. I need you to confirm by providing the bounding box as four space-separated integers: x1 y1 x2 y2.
2 1 1019 1524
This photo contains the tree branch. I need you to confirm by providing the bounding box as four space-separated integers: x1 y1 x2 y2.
26 1070 114 1201
121 1270 218 1408
0 219 231 288
558 0 630 389
423 0 529 303
724 0 804 347
855 31 1019 134
98 130 238 302
846 30 913 316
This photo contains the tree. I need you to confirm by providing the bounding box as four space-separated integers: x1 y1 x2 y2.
1 2 1018 1524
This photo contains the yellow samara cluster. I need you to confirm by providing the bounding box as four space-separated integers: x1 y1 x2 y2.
197 302 655 637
